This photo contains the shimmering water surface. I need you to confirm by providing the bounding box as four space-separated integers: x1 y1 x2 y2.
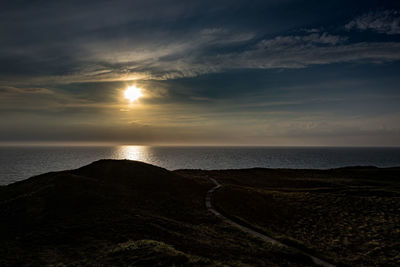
1 146 400 185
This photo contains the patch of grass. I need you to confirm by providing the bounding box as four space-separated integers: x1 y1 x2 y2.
106 239 211 266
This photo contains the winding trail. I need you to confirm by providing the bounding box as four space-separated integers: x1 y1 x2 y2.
206 177 335 267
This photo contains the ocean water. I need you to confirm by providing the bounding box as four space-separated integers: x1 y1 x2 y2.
0 146 400 185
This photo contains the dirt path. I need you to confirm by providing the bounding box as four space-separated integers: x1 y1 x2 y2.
206 177 336 267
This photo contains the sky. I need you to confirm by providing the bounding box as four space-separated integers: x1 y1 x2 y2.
1 0 400 146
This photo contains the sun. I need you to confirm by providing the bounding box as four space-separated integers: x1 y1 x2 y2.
124 86 142 102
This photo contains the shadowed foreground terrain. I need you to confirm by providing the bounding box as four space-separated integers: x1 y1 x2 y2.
0 160 309 266
178 167 400 266
1 160 399 266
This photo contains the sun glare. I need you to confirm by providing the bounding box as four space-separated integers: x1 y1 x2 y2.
124 86 142 102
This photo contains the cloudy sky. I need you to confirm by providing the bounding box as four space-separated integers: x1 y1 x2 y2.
1 0 400 146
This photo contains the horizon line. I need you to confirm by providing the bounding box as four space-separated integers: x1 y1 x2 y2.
0 142 399 148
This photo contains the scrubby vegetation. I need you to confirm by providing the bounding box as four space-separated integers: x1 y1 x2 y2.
178 167 400 266
0 160 311 266
2 160 398 266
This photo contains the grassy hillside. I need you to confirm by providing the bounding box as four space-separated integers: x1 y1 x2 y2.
0 160 310 266
177 167 400 266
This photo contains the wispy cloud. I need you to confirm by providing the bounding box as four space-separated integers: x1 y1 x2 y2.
345 10 400 35
2 28 400 83
223 39 400 69
258 33 347 47
2 1 400 84
144 33 400 79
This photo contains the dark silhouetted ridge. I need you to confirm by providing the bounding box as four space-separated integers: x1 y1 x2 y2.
0 160 204 235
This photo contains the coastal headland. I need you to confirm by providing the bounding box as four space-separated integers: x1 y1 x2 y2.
1 160 399 266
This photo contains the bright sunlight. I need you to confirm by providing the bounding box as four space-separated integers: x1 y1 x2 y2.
124 86 143 102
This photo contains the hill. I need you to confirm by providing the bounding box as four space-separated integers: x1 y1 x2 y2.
0 160 309 266
3 160 398 266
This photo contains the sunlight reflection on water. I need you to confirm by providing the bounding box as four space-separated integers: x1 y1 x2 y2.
1 146 400 185
116 146 148 161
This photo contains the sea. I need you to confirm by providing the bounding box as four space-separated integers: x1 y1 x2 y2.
0 146 400 185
